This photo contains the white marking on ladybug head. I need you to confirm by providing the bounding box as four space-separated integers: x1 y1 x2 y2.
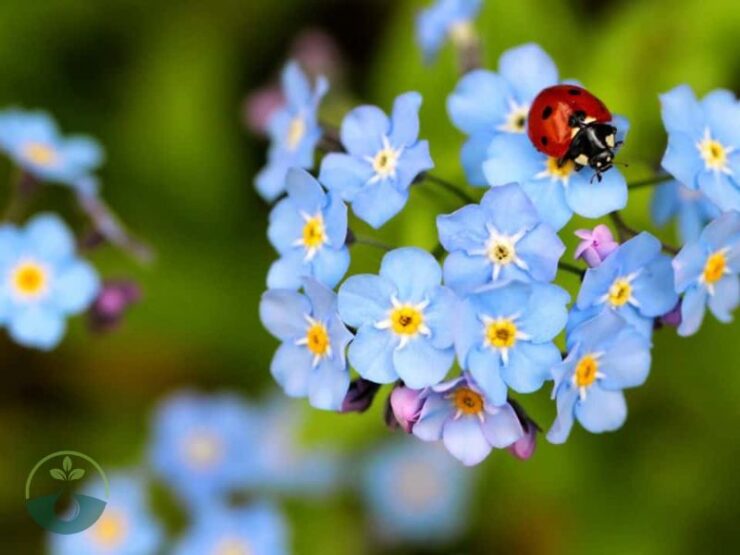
605 134 615 148
575 154 589 166
584 116 596 124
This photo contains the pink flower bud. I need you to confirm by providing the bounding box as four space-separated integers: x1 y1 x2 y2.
507 400 538 460
389 386 424 433
88 280 141 332
242 85 285 136
574 224 619 268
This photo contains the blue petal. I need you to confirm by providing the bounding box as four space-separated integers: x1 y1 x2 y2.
51 261 100 314
442 416 491 466
482 134 543 186
436 204 487 252
380 247 441 303
701 210 740 251
395 140 434 191
312 247 350 289
565 169 627 218
351 178 409 229
260 289 311 340
24 213 75 263
461 131 496 185
413 393 451 441
302 276 336 320
678 286 707 336
617 232 663 275
599 329 651 390
672 240 705 293
501 341 559 394
447 70 513 134
479 183 540 234
701 89 740 147
546 386 578 444
632 256 679 317
60 136 103 172
318 152 372 201
650 182 679 227
285 168 326 214
577 260 619 310
498 43 558 101
466 346 507 406
515 224 565 282
568 308 628 351
282 61 312 108
388 92 422 146
8 305 65 350
337 274 396 327
519 283 570 341
393 338 454 389
255 160 289 202
270 342 313 397
348 325 398 383
661 132 703 188
266 250 305 290
518 178 572 231
424 285 458 349
698 171 740 212
660 85 704 137
340 105 388 157
267 198 302 253
481 403 524 448
454 295 483 366
707 275 739 323
308 360 350 411
442 251 491 296
324 192 348 247
575 387 627 434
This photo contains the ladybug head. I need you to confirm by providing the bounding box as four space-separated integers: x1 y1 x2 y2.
568 122 620 181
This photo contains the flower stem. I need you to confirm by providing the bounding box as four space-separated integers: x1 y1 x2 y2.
346 230 393 251
627 174 673 189
558 261 585 279
420 172 478 205
609 211 678 255
3 168 37 222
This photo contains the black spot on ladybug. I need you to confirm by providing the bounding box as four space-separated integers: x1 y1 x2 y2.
540 136 548 146
542 106 553 120
568 88 581 95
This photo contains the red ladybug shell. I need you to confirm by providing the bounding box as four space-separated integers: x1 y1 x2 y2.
527 85 612 158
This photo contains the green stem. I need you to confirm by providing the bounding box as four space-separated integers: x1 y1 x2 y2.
609 211 678 255
3 167 36 222
627 174 673 189
558 261 585 279
348 233 393 252
421 173 477 205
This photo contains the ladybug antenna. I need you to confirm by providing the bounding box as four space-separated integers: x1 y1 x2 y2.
613 160 629 168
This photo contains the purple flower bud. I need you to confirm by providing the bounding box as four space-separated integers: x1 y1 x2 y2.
88 280 141 332
574 224 619 268
507 400 538 461
242 85 285 136
389 385 424 433
341 378 381 413
659 300 682 328
290 28 343 82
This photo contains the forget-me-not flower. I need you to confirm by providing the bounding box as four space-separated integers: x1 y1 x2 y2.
260 278 353 410
255 61 328 201
266 168 349 290
338 247 455 388
652 180 721 244
413 375 523 465
673 210 739 336
0 213 100 350
416 0 482 63
436 183 565 294
455 282 569 405
547 310 651 444
0 108 103 187
660 85 739 212
319 92 434 228
447 43 559 185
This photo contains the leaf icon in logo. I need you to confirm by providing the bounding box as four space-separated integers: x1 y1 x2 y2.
63 457 72 472
50 469 66 481
68 469 85 481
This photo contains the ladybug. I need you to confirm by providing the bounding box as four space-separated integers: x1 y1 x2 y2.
527 85 620 181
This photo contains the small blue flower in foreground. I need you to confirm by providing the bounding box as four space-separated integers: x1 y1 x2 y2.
437 183 564 294
660 85 739 212
362 440 472 544
0 213 100 350
0 108 103 187
416 0 482 62
174 502 288 555
266 168 349 290
673 210 739 336
255 61 328 201
49 473 163 555
338 248 455 388
413 375 523 465
149 391 261 507
447 43 558 184
547 310 651 444
261 278 353 410
576 232 678 337
651 180 721 244
455 282 569 405
319 92 434 228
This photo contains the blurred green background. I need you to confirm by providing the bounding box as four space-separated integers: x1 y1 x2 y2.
0 0 738 553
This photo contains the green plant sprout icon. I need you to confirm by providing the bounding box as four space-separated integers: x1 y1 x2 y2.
26 451 109 534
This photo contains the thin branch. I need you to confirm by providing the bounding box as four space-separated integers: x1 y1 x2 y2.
627 174 673 190
420 172 478 205
558 261 585 279
346 230 393 252
609 211 678 255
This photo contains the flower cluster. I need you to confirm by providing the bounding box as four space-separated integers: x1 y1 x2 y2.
254 4 739 466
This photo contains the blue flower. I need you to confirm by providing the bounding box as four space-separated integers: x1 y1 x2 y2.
660 85 740 212
575 232 678 337
413 376 523 465
319 92 434 228
149 391 262 508
415 0 482 62
651 180 721 244
338 248 455 388
361 440 472 543
260 278 353 410
455 282 569 405
482 119 629 231
0 213 100 350
436 183 565 294
547 310 651 444
255 61 328 201
447 43 559 185
173 502 288 555
0 108 103 187
673 210 739 336
266 168 349 290
49 473 163 555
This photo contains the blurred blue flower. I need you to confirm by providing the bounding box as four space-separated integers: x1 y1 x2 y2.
416 0 482 62
149 391 261 508
436 183 565 294
260 278 353 410
447 43 558 184
49 473 163 555
482 119 629 230
576 232 678 337
673 210 739 336
266 168 349 290
547 310 651 444
319 92 433 228
174 502 288 555
651 180 721 244
255 61 328 201
413 375 523 465
361 440 472 544
455 282 569 405
660 85 739 212
0 213 100 350
338 247 455 388
0 108 103 187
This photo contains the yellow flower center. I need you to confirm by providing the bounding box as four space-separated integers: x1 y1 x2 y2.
91 510 127 548
485 319 517 349
23 142 57 166
574 355 599 388
390 306 424 335
285 116 306 150
488 240 515 265
546 156 575 179
302 215 326 249
697 136 728 171
305 322 330 356
213 537 253 555
11 261 48 299
452 387 485 415
183 431 223 469
703 251 727 284
448 20 475 46
607 278 633 307
372 147 399 178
